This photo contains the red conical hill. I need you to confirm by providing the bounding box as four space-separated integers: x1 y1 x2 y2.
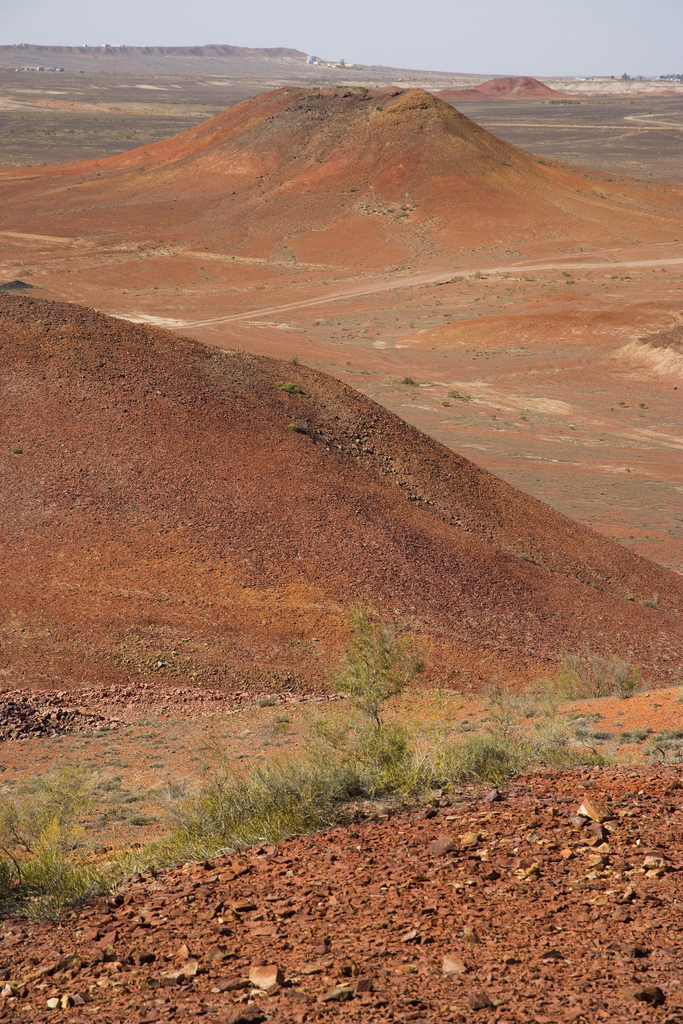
0 88 672 271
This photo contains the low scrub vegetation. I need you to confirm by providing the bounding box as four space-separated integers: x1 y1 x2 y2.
0 766 121 917
0 612 632 917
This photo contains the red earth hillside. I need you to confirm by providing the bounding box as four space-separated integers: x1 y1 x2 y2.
435 76 571 101
2 295 682 694
0 87 678 275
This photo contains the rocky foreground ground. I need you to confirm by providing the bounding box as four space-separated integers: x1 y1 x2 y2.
0 764 681 1023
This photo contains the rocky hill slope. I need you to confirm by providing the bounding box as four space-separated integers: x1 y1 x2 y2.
2 296 682 692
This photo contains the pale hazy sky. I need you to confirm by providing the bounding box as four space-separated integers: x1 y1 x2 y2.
0 0 680 79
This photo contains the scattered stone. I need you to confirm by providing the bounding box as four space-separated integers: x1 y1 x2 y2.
587 822 608 841
502 954 520 965
463 926 480 946
577 796 613 823
642 852 668 871
485 788 502 803
177 943 191 959
460 831 482 848
632 985 665 1006
321 984 354 1002
183 959 199 978
213 977 250 993
97 930 118 948
219 1006 267 1024
429 836 455 855
442 954 468 976
248 964 284 990
0 700 108 742
467 989 493 1010
162 969 186 986
355 976 374 994
401 928 420 943
46 997 60 1009
622 944 649 958
205 944 229 962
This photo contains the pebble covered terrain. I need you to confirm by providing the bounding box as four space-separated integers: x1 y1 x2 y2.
0 765 681 1023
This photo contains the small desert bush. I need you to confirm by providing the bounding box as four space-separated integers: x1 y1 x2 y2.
275 381 304 394
334 604 424 727
156 754 366 861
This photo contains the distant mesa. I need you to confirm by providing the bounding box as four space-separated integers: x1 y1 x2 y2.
434 76 569 100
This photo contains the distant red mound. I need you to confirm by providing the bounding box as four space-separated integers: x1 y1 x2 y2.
436 76 568 100
0 87 669 273
2 296 682 693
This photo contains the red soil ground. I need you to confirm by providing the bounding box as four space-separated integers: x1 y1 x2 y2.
2 295 682 695
1 764 681 1024
434 77 568 102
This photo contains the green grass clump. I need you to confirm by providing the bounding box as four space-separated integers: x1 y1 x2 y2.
275 381 304 394
0 765 121 918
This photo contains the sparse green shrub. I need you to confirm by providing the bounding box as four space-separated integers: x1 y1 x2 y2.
275 381 304 394
11 448 22 455
333 604 424 727
287 422 308 434
485 680 533 740
640 595 660 609
557 650 641 699
643 728 683 760
433 734 522 785
618 726 653 744
447 390 471 401
400 377 418 386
